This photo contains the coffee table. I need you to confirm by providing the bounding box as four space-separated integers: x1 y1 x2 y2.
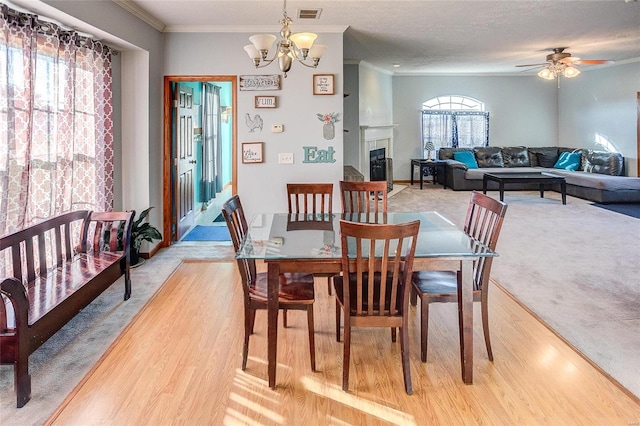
483 172 567 204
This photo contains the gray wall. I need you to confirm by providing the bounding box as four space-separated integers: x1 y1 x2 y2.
343 64 360 169
392 76 558 180
164 32 345 219
42 0 165 223
559 62 640 176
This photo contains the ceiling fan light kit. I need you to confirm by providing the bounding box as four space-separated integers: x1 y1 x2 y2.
244 0 326 77
518 47 611 82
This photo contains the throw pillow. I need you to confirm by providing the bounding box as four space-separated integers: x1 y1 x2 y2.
474 147 504 168
553 152 581 171
536 151 559 168
453 151 478 169
502 146 530 167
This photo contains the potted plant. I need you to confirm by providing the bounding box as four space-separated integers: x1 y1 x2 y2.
128 207 162 266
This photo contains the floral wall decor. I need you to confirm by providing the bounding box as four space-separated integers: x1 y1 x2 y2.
317 112 340 140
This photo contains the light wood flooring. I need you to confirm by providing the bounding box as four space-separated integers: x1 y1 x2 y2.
47 260 640 425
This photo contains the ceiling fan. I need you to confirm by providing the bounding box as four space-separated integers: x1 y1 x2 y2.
516 47 614 80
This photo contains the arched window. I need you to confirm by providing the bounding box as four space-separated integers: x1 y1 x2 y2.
422 95 485 111
421 96 489 157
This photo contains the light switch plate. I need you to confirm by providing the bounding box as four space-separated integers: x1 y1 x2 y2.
278 153 294 164
272 124 284 133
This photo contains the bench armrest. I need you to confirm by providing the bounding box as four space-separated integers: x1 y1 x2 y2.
1 277 28 331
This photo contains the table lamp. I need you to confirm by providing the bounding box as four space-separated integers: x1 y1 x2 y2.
424 140 435 160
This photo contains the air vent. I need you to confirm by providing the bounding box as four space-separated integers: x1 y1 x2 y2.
298 8 322 19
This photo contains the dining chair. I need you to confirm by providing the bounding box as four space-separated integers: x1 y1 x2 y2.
411 191 508 363
338 180 393 337
222 195 317 372
286 183 335 296
333 219 420 394
339 180 388 214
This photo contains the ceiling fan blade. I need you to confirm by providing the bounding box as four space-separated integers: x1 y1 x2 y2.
515 63 547 67
573 60 615 65
518 65 545 72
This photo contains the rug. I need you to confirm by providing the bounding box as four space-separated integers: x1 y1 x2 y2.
181 225 231 241
388 184 407 198
0 243 236 426
592 202 640 219
388 187 640 399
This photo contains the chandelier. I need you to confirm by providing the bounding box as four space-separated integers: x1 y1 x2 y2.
537 62 581 80
243 0 326 77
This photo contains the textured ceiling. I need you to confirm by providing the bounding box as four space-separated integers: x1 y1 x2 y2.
123 0 640 75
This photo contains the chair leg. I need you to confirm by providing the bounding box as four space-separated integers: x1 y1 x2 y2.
249 309 257 334
410 286 418 306
307 305 316 371
335 298 341 342
391 327 397 342
420 298 429 363
327 276 332 296
283 309 288 328
242 308 254 370
342 321 351 392
400 325 413 395
481 287 494 362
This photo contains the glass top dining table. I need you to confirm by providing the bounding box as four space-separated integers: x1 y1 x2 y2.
236 211 497 388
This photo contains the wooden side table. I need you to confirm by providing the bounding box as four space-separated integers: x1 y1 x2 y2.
411 159 447 189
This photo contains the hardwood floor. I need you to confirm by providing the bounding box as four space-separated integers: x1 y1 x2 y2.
47 260 640 425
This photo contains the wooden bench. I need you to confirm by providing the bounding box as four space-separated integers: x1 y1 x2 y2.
0 210 134 408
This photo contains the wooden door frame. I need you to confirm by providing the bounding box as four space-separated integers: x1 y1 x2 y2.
636 92 639 176
162 75 237 247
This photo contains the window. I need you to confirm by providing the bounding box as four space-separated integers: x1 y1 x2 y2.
421 96 489 157
1 5 114 236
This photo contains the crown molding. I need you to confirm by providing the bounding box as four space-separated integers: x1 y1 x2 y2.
113 0 165 32
163 24 348 33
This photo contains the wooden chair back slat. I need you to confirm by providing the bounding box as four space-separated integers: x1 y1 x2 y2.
339 180 388 214
287 183 333 216
340 219 419 318
462 192 508 291
222 195 256 294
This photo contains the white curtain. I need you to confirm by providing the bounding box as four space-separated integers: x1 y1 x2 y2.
201 83 222 202
422 111 489 154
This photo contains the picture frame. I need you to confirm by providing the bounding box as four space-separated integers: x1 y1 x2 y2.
313 74 334 95
242 142 264 163
239 75 281 91
255 95 277 108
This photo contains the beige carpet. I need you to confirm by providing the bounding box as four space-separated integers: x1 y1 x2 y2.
387 186 640 399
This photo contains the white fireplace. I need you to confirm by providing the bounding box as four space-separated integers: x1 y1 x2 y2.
359 125 395 181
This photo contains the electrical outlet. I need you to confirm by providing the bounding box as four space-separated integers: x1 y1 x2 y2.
272 124 284 133
278 153 294 164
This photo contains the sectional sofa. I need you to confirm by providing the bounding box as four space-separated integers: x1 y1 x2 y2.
437 146 640 204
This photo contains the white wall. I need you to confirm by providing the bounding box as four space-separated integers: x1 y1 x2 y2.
164 32 345 219
391 76 558 180
559 61 640 177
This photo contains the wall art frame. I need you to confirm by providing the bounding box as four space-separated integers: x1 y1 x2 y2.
255 95 277 108
239 75 281 91
313 74 334 95
242 142 264 163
